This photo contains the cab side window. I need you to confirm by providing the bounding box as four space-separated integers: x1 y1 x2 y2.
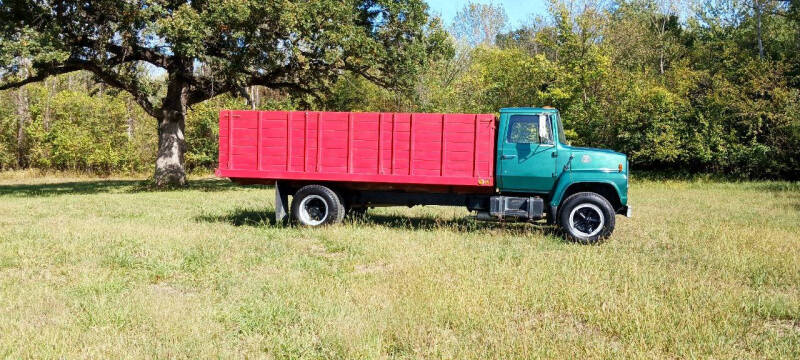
507 115 553 144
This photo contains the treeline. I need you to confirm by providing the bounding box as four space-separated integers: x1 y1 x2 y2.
1 0 799 179
0 73 232 174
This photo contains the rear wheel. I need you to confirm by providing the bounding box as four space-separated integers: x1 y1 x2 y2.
558 192 615 244
291 185 345 226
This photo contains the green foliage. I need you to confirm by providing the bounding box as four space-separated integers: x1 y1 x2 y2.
0 0 451 185
410 0 800 179
450 2 508 47
457 47 560 113
326 73 408 112
184 96 248 172
0 0 451 110
1 0 800 180
27 90 153 174
0 75 154 174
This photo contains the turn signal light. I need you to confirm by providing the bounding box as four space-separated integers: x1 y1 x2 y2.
618 163 623 172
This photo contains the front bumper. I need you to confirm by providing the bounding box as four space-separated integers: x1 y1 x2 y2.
621 205 632 218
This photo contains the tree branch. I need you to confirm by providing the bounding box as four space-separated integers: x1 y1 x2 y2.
73 36 172 69
0 62 82 90
350 67 392 88
186 67 308 106
105 43 172 69
344 61 392 88
81 63 159 118
2 57 160 118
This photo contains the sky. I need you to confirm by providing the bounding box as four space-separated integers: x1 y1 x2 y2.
425 0 549 30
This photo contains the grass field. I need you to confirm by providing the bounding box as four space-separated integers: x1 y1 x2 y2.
0 173 798 359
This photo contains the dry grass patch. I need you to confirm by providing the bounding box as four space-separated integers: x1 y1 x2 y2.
0 175 798 358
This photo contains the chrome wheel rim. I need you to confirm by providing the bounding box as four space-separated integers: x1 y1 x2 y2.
569 203 604 237
299 195 328 226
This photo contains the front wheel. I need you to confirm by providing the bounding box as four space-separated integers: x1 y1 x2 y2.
558 192 616 244
291 185 345 227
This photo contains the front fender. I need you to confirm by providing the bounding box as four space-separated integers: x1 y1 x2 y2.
550 171 628 208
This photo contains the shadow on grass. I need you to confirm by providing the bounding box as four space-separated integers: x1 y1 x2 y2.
0 178 248 198
0 180 141 197
196 207 560 237
743 182 800 193
749 182 800 212
362 213 560 237
197 208 279 227
127 178 251 193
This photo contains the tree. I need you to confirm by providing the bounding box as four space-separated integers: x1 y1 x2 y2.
450 1 508 47
648 0 683 74
745 0 794 60
0 0 449 185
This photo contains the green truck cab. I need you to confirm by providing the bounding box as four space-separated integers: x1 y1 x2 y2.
494 107 630 242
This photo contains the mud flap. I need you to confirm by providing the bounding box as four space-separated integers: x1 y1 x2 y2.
547 205 558 225
275 181 289 225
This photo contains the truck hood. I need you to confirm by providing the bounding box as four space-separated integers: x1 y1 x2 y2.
565 145 628 173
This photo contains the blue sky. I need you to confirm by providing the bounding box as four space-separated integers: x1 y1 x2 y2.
425 0 549 30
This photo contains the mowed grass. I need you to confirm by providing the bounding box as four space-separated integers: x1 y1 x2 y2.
0 174 798 359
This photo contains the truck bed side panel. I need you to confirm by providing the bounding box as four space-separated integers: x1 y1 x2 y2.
217 110 496 187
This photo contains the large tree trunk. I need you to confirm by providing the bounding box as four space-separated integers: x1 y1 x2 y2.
155 111 187 186
154 78 188 186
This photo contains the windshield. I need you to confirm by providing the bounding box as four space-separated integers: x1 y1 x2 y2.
556 114 567 144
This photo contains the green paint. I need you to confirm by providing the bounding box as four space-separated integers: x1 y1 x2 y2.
496 108 628 208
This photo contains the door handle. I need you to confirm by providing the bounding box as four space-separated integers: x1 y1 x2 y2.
501 154 517 160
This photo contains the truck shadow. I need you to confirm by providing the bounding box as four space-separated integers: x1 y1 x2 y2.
197 208 280 227
360 214 560 236
196 208 560 236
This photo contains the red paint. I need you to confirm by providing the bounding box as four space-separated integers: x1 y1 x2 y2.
216 110 496 188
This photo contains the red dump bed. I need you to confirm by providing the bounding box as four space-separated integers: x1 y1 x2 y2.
215 110 496 187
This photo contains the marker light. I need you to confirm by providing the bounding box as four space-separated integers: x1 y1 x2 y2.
618 163 623 172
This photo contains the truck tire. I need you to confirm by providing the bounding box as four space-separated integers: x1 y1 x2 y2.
291 185 345 227
558 192 615 244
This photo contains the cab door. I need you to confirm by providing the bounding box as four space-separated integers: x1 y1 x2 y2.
497 113 557 193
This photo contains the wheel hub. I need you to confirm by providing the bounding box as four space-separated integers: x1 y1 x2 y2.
299 195 329 226
569 203 605 237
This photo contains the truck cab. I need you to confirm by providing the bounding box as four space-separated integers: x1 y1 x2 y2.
492 107 631 242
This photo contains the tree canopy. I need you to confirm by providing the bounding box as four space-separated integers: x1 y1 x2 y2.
0 0 450 185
